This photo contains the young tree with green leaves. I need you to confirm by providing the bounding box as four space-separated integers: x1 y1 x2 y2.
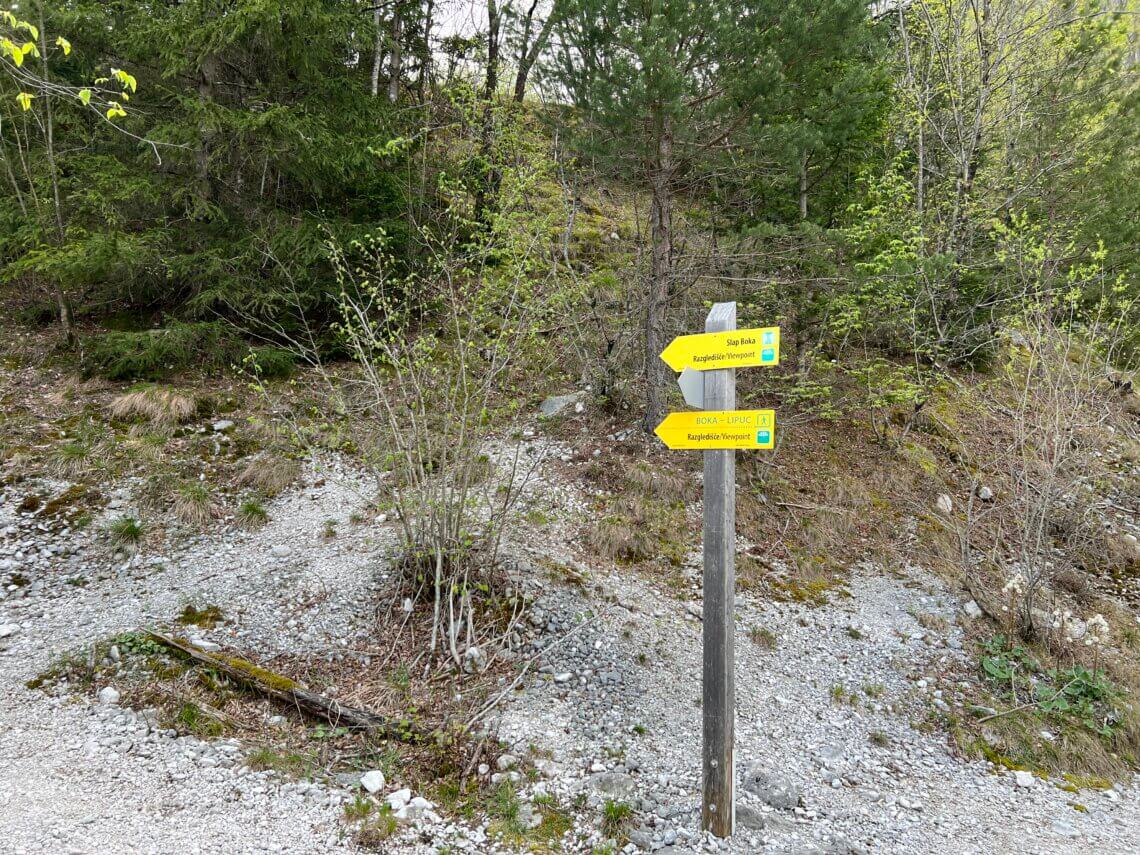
0 5 140 344
552 0 883 429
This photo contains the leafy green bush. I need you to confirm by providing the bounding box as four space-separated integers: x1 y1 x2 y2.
82 322 295 381
82 322 242 381
247 347 296 379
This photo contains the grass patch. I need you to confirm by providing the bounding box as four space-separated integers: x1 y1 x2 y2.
51 440 96 477
589 494 687 566
588 461 693 567
248 747 316 777
830 684 856 706
352 803 398 848
172 700 227 738
600 799 633 842
748 626 777 649
108 515 144 548
237 498 269 528
488 780 526 840
173 481 215 527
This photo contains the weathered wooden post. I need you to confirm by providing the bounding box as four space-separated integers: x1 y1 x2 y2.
655 302 779 839
701 302 736 837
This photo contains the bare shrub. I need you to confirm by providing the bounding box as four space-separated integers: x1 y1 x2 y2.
961 302 1136 637
250 134 578 667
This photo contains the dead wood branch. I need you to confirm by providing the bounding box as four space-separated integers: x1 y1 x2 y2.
148 631 425 743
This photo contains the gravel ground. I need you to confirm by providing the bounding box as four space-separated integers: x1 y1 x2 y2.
498 555 1140 853
2 440 1138 854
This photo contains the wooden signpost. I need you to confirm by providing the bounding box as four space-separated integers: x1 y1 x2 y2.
655 302 778 839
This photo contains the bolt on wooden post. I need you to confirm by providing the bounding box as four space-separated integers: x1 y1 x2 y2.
654 301 779 839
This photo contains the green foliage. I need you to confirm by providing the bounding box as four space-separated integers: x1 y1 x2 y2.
83 323 240 381
979 635 1126 738
108 515 144 547
1037 666 1123 738
82 321 293 381
599 799 633 840
111 631 165 658
247 347 296 379
2 0 413 346
237 499 269 529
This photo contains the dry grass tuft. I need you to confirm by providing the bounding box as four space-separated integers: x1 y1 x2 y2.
172 481 217 527
237 454 302 497
110 387 198 427
623 461 693 503
589 491 688 566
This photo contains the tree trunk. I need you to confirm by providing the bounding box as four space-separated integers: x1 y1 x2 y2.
798 153 809 220
484 0 500 102
38 8 73 347
474 0 501 222
948 0 992 256
417 0 434 102
644 117 674 431
513 0 560 102
371 7 384 97
388 9 403 103
916 108 924 215
197 54 220 206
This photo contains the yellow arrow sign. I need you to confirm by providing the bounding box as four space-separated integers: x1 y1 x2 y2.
654 410 776 450
659 327 780 372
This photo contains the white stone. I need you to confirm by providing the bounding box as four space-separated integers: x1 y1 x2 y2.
1013 770 1034 788
1051 820 1080 838
212 420 235 433
0 623 19 638
463 646 487 674
360 770 386 793
387 788 412 810
935 494 953 515
496 754 517 771
977 486 994 501
270 545 291 558
97 686 121 706
962 600 983 620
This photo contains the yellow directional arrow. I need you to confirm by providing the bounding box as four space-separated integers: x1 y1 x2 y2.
659 327 780 372
654 410 776 450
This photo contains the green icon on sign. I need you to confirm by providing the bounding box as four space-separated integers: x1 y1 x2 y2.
761 347 775 362
757 430 770 445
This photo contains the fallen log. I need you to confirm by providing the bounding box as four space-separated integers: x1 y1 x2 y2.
148 631 424 743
